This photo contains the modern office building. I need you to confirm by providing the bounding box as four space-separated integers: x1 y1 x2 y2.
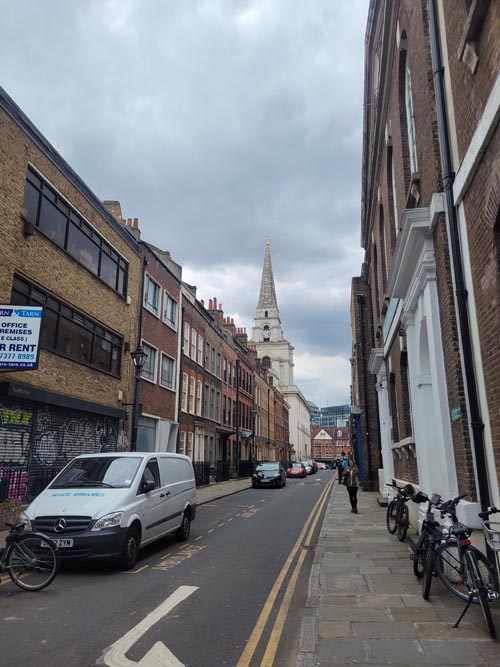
309 403 350 428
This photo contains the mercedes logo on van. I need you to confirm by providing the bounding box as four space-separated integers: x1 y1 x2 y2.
54 518 66 533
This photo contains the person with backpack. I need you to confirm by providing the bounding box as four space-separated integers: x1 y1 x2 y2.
341 458 360 513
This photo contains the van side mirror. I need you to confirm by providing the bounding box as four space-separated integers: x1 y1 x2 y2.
141 479 155 494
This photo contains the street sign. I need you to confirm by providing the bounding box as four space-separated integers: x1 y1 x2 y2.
450 405 462 422
0 306 43 370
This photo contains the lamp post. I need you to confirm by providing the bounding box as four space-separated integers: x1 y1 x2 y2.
130 344 148 451
250 409 257 467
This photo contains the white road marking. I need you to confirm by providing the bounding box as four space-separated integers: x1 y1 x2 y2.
101 585 198 667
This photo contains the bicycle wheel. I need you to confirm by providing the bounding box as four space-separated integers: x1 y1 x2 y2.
397 504 409 542
422 544 434 600
386 500 398 534
413 532 429 578
6 533 59 591
435 543 498 603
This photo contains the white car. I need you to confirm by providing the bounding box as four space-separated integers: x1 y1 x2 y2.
20 452 196 570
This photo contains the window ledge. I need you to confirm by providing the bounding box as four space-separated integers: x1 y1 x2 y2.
405 173 421 209
458 0 489 74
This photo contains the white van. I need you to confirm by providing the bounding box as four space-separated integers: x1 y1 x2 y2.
20 452 197 570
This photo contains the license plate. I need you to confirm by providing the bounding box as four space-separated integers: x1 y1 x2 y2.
53 538 73 548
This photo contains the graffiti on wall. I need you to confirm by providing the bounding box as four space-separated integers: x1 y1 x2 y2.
0 401 120 501
0 403 33 464
33 406 118 466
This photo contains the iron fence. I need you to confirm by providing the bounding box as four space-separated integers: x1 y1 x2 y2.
193 461 211 487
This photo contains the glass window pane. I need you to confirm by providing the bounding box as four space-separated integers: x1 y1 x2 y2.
42 184 56 203
117 267 126 296
141 344 156 381
161 355 174 388
92 336 112 371
164 294 177 327
12 276 30 295
38 198 67 247
27 170 42 189
110 345 121 376
100 252 118 290
57 316 91 361
41 308 58 349
11 288 29 305
67 223 100 274
144 277 159 314
22 180 40 224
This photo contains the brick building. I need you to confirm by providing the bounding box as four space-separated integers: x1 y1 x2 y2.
178 284 220 472
311 426 350 462
354 1 500 521
0 86 142 500
273 387 290 462
103 204 183 454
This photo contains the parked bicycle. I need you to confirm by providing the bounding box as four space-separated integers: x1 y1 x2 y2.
0 522 59 591
423 496 499 638
386 480 413 542
410 489 443 579
419 493 468 601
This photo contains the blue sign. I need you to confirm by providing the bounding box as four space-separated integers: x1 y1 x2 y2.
0 305 43 370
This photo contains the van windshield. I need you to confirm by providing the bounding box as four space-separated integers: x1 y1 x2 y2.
50 457 142 489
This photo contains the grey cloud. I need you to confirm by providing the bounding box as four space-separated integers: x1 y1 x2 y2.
1 0 369 405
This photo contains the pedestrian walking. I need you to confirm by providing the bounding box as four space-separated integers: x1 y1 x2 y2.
341 458 360 513
336 458 343 482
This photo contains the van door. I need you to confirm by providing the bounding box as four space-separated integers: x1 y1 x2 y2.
139 458 169 544
158 456 191 536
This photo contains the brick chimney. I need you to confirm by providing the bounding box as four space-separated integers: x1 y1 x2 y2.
208 297 224 327
234 326 248 348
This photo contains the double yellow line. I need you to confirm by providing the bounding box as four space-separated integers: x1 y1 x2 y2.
236 476 334 667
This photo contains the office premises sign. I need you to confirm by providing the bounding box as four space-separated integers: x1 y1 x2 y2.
0 306 43 370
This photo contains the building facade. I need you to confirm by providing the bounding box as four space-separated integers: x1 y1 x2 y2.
354 0 500 526
0 86 142 501
309 403 351 428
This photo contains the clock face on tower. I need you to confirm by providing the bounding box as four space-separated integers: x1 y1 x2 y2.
263 327 270 341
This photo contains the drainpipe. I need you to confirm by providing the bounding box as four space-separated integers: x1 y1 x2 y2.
236 359 240 476
357 294 373 489
428 0 491 513
177 306 185 452
131 253 148 451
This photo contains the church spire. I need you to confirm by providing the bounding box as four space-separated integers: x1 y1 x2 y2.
257 238 279 310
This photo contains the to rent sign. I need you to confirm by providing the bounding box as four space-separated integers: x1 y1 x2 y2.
0 306 43 370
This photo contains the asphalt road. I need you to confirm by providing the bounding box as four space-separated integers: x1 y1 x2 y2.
0 469 334 667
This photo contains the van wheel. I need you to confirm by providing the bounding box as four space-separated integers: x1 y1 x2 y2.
118 526 140 570
176 511 191 542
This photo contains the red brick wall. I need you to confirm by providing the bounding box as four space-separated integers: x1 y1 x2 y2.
140 245 180 421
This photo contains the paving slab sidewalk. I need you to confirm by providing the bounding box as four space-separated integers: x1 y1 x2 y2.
297 483 500 667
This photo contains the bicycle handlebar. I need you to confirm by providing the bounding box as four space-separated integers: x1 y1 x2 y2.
478 506 498 520
438 492 468 516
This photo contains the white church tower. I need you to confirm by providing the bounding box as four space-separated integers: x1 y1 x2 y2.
249 239 311 460
251 238 294 387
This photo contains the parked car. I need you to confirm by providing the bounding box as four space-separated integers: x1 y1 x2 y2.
302 459 317 475
19 452 197 570
316 462 327 470
252 462 287 488
287 462 307 478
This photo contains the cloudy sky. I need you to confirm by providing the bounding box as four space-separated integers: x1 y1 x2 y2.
1 0 368 407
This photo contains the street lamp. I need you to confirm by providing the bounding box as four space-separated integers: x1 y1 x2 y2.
130 344 148 451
